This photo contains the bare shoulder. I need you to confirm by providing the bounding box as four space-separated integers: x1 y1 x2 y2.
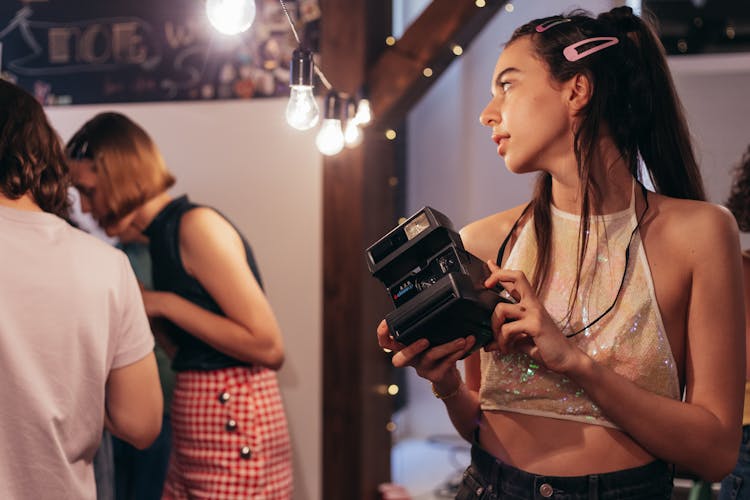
178 207 244 276
180 206 240 246
459 203 529 263
645 192 739 260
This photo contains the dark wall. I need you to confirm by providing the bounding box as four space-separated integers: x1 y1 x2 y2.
644 0 750 55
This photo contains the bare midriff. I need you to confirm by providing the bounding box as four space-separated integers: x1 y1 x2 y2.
478 410 654 476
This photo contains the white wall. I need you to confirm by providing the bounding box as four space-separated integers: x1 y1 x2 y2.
399 0 750 441
47 99 323 500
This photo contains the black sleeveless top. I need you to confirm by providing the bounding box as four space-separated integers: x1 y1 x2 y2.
143 195 264 371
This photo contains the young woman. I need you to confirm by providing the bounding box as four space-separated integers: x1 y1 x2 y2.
378 7 744 499
722 143 750 500
67 112 293 499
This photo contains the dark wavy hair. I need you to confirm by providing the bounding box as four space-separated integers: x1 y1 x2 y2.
726 143 750 232
0 80 70 218
506 6 706 298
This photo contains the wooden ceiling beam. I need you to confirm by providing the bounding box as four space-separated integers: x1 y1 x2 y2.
366 0 506 128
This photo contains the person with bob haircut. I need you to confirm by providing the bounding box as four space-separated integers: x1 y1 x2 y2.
67 112 293 499
0 81 163 499
377 7 745 499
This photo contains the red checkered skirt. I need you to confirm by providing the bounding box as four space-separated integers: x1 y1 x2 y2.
162 366 293 499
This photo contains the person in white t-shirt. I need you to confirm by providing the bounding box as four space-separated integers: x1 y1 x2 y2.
0 79 163 500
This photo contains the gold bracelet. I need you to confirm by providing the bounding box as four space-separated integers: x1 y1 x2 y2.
431 381 462 400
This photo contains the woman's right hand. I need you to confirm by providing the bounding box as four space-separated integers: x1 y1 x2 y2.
376 319 475 385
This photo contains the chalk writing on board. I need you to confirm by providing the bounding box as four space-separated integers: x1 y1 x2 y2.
0 0 320 105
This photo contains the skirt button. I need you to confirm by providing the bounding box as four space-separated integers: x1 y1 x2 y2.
240 446 252 459
218 391 231 404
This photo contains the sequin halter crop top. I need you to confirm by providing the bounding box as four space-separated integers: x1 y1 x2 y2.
479 184 681 428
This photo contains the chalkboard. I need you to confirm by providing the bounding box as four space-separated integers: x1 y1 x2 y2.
0 0 320 105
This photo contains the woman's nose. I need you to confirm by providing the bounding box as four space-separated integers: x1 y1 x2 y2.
479 100 500 127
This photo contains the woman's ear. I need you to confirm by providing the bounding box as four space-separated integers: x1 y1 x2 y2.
566 73 593 114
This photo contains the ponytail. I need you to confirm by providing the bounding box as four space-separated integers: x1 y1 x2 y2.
598 7 705 200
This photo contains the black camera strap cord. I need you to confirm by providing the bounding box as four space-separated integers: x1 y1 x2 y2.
494 183 650 339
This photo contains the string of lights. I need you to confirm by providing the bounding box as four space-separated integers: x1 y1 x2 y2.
204 0 372 156
202 0 520 156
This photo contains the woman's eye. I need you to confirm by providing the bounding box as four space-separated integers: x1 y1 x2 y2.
500 81 512 92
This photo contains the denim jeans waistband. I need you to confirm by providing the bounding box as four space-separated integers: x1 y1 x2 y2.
467 444 672 499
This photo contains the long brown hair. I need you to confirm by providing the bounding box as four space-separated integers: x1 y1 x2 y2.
507 6 705 298
0 80 70 218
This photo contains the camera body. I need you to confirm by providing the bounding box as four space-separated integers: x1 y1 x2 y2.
366 206 512 350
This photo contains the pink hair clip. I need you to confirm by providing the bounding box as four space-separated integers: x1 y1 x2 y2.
563 37 619 61
535 18 572 33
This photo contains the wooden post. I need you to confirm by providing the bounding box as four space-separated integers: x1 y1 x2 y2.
320 1 506 498
319 1 396 499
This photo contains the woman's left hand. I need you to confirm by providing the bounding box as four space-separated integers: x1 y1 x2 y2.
484 260 586 374
376 319 475 385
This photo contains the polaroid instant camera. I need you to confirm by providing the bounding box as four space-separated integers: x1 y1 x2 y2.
365 206 513 350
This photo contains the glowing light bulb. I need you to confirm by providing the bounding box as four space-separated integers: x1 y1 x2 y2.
316 119 345 156
286 49 319 130
344 120 363 148
286 86 319 130
343 97 363 148
206 0 256 35
317 90 344 155
353 99 372 125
